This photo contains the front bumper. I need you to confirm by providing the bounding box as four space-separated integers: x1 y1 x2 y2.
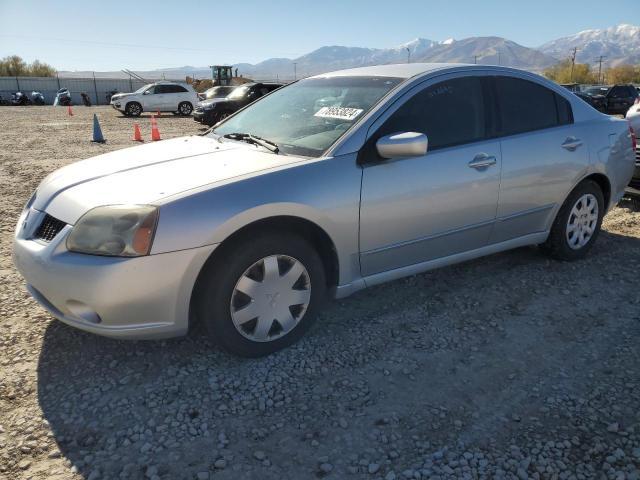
193 109 215 125
626 148 640 196
13 208 216 339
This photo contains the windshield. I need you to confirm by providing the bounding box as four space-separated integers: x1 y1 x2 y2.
211 76 402 157
585 86 609 96
206 86 233 99
227 85 251 99
133 84 152 94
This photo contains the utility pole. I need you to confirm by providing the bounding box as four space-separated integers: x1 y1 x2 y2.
595 56 606 84
293 62 297 81
474 55 478 65
570 47 578 82
406 47 411 64
497 51 501 65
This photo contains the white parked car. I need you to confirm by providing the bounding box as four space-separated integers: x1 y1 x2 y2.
110 81 198 116
627 101 640 132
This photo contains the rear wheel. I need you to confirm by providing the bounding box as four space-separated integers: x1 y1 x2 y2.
541 180 604 260
195 231 326 357
125 102 142 117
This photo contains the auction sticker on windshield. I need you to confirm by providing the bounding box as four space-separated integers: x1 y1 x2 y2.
314 106 363 121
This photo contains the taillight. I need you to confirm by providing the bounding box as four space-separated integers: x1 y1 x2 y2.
631 126 637 151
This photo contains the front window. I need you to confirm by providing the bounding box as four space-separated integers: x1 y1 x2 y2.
211 76 402 157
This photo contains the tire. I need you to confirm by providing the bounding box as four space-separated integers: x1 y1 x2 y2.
125 102 142 117
208 111 230 126
195 231 327 357
178 102 193 116
541 179 604 261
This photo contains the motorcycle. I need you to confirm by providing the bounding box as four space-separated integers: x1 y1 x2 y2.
80 92 92 107
31 91 45 105
11 91 31 106
54 88 72 106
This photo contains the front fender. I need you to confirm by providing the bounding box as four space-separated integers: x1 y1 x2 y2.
151 154 363 286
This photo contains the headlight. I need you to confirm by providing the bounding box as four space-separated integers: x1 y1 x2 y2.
67 205 158 257
202 103 216 110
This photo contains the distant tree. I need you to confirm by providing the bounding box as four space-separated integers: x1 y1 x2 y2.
28 59 56 77
605 64 640 84
544 59 597 84
0 55 56 77
0 55 28 76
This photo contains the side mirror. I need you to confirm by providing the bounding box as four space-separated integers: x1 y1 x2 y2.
376 132 428 159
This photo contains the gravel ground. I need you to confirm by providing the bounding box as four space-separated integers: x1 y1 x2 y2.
1 106 640 480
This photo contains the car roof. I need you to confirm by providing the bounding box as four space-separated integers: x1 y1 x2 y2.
310 63 473 79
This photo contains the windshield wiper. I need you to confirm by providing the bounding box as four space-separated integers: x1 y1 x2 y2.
222 132 279 154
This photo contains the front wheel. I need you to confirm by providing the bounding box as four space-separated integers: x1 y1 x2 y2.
195 232 326 357
125 102 142 117
541 180 604 261
178 101 193 116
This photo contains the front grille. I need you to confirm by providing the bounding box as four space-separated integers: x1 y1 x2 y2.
34 214 66 242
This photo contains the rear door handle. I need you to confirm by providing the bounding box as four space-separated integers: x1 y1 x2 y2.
468 154 497 169
562 137 583 151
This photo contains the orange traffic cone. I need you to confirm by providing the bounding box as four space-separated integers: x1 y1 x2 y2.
150 116 161 141
132 123 143 142
67 105 73 116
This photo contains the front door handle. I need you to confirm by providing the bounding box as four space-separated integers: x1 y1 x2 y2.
562 137 583 151
468 154 497 169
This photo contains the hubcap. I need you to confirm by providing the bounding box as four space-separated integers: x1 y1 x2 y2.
566 193 598 250
230 255 311 342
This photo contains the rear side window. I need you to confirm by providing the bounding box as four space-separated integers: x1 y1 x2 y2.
494 77 568 136
163 85 188 93
376 76 487 151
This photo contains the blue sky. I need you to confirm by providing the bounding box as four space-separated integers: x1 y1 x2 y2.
0 0 637 71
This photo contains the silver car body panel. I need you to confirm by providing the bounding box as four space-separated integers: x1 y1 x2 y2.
13 63 636 339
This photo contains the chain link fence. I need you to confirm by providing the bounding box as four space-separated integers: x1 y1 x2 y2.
0 75 184 105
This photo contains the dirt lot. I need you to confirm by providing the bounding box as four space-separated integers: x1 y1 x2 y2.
1 106 640 480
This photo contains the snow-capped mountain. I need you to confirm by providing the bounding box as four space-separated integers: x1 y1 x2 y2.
59 24 640 81
539 24 640 66
234 36 555 79
415 37 557 69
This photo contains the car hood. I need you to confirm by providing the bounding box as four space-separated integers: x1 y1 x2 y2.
110 93 130 100
34 135 307 224
198 98 231 108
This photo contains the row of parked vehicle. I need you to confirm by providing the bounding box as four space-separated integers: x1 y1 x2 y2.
0 88 91 106
109 80 283 125
0 91 45 106
562 83 640 116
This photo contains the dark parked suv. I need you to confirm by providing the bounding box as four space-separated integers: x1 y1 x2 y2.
193 82 282 126
578 85 639 115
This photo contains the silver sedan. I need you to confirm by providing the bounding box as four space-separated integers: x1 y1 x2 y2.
13 63 636 356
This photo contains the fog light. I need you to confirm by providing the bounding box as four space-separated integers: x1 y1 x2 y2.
66 300 102 324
